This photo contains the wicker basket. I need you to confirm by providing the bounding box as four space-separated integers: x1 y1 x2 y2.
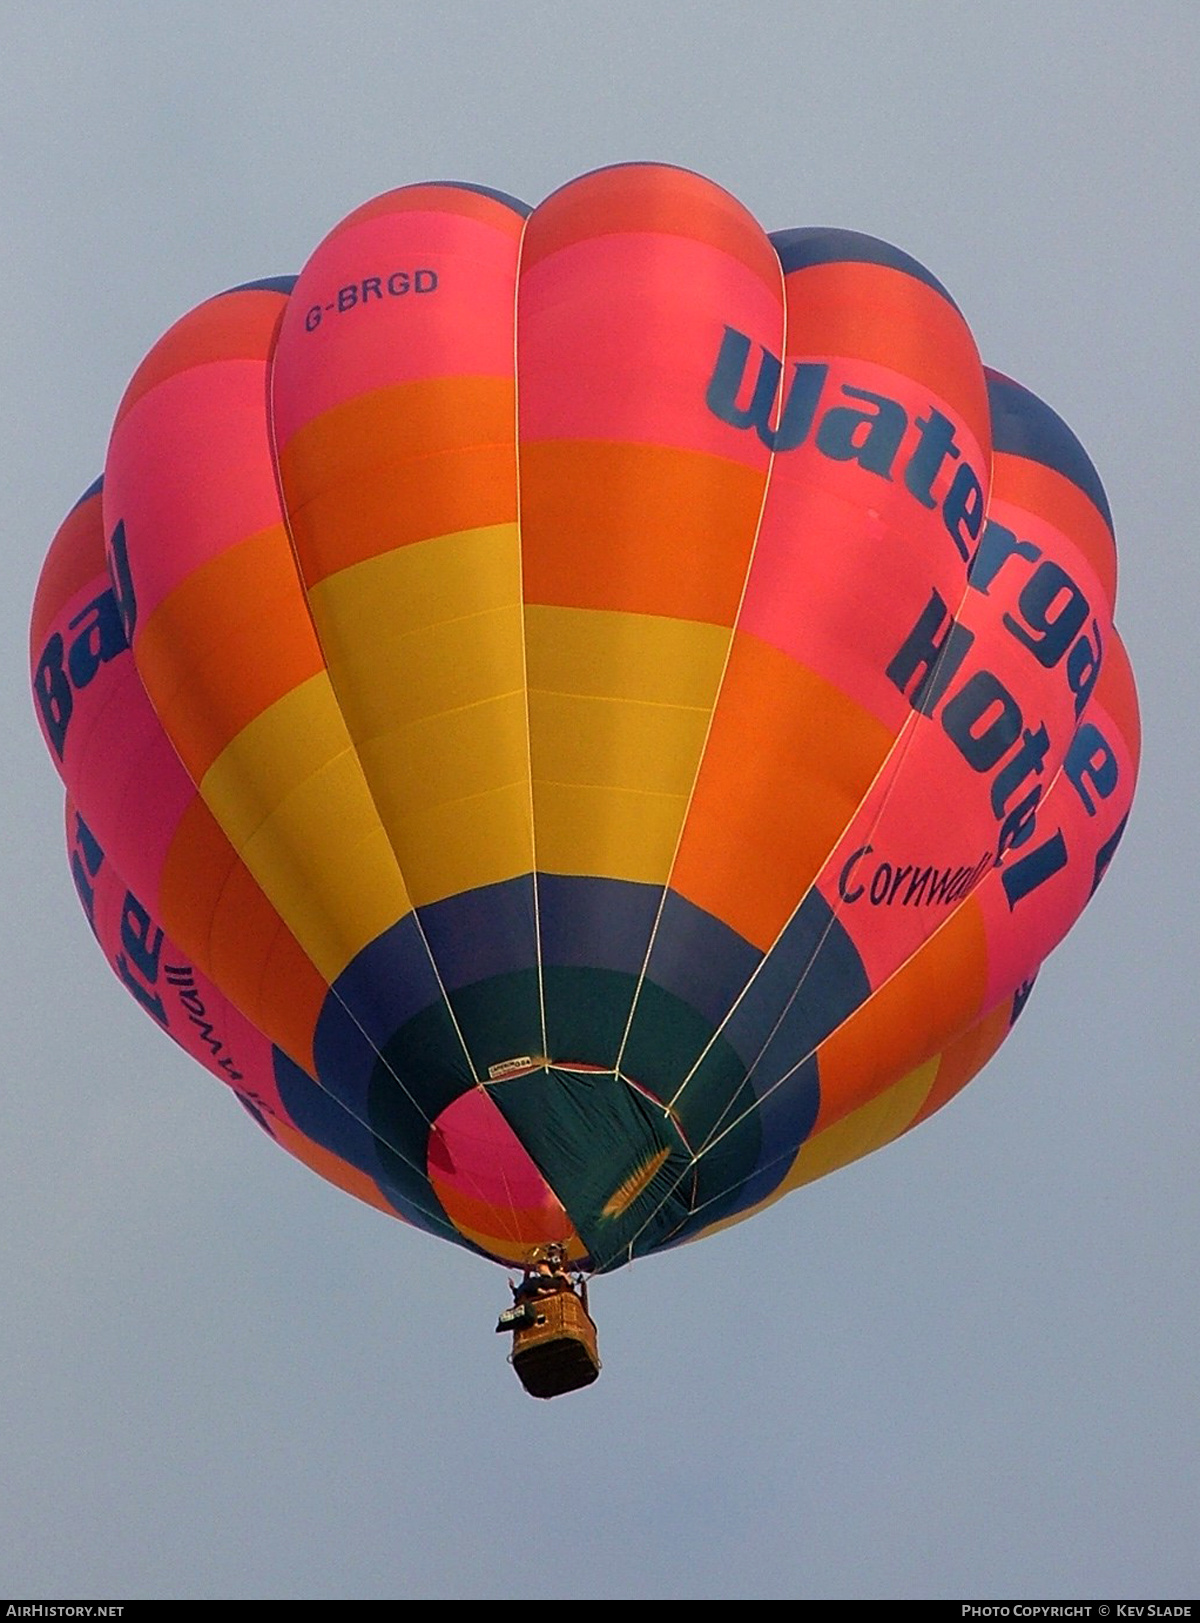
509 1288 601 1399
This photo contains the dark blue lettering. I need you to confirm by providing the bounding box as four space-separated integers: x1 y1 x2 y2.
66 590 126 688
1090 813 1128 896
941 671 1023 771
189 1018 223 1056
968 519 1040 593
1003 560 1089 667
886 590 975 715
69 813 105 929
903 866 931 904
1066 619 1103 717
415 269 438 292
869 862 893 904
115 952 168 1025
387 270 410 295
886 863 914 903
1064 723 1119 815
941 462 984 562
1001 827 1068 908
837 844 871 902
120 893 163 984
704 327 827 452
1011 975 1037 1024
237 1093 272 1130
815 385 906 479
902 408 960 507
990 723 1050 819
33 632 72 758
945 860 985 903
106 520 137 643
926 867 957 905
361 276 382 300
996 784 1042 856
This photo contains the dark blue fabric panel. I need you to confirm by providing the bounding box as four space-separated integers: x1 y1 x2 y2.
418 875 538 990
427 180 532 216
325 912 446 1045
271 1047 459 1240
639 888 762 1026
71 475 104 513
313 913 468 1115
219 275 298 296
667 1052 821 1243
537 873 661 975
986 369 1113 530
770 226 959 311
726 1054 821 1209
723 891 870 1069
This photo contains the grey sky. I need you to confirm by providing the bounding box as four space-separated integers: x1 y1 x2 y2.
3 2 1196 1599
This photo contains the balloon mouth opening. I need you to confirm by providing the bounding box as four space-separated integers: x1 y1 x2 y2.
426 1085 583 1265
424 1062 695 1269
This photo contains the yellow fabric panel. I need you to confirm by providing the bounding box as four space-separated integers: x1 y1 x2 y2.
313 601 525 738
302 525 532 903
780 1056 938 1192
381 781 534 905
533 782 689 882
200 674 410 979
199 675 348 847
307 523 521 677
529 691 710 797
356 693 528 816
524 605 730 881
524 603 729 707
445 1219 589 1267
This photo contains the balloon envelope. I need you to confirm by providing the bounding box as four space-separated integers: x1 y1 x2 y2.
31 165 1139 1273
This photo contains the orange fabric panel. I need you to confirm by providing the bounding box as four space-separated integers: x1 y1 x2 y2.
813 900 990 1131
275 375 516 517
434 1181 579 1254
909 999 1012 1128
269 1119 401 1218
134 526 325 781
672 636 892 951
114 289 285 428
784 262 990 454
520 163 779 291
158 797 324 1075
285 443 517 586
521 440 763 623
992 451 1117 607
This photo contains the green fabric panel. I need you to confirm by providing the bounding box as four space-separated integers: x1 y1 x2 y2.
366 962 765 1267
488 1064 693 1268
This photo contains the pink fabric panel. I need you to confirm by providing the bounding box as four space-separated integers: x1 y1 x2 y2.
104 363 283 624
37 563 194 916
517 232 782 464
272 208 520 447
978 654 1139 1009
67 796 284 1113
740 361 988 731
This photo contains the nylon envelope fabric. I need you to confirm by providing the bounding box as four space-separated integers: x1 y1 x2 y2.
30 165 1140 1273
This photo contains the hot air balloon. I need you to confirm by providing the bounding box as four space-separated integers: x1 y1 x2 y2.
30 165 1139 1397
